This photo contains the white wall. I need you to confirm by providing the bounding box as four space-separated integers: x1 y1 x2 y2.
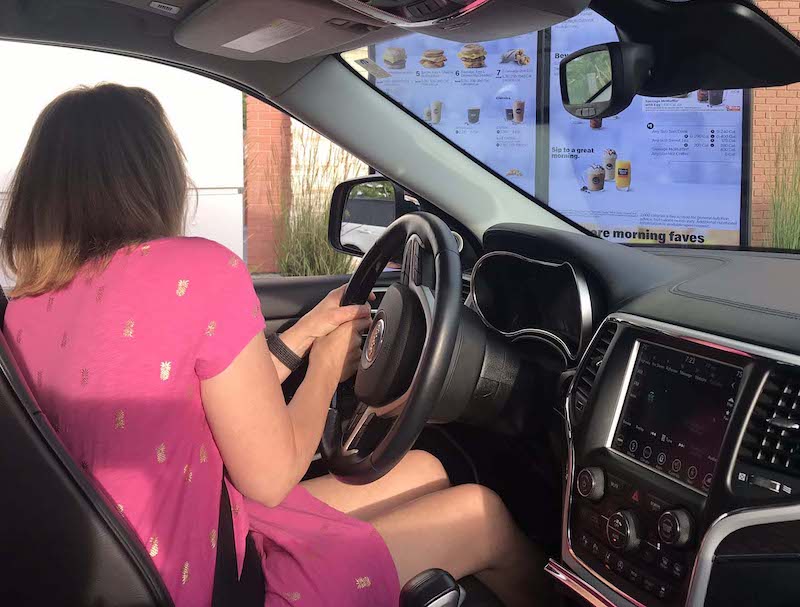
0 40 245 273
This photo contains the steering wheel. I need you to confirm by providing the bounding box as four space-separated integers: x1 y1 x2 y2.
322 212 462 484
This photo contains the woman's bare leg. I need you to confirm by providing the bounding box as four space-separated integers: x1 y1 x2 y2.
301 450 450 520
369 484 551 607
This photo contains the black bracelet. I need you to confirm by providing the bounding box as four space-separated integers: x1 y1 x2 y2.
266 332 304 372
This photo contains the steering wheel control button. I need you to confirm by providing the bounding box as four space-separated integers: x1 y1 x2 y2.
607 510 640 552
658 509 692 547
577 467 605 501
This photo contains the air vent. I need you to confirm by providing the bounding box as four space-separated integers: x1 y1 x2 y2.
461 273 472 304
739 367 800 478
571 322 618 424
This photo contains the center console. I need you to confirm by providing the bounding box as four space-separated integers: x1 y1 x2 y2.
555 313 800 607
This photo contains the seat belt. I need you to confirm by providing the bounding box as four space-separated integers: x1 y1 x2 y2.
211 474 265 607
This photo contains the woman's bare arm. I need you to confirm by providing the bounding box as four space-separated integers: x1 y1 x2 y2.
201 318 368 507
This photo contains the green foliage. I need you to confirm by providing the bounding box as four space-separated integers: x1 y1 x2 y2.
770 126 800 250
277 123 366 276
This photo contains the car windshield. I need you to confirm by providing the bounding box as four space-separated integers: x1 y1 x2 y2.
343 8 797 251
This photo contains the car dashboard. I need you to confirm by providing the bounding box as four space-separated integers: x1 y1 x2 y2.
473 224 800 607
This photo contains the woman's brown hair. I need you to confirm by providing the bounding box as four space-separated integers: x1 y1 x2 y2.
2 83 189 297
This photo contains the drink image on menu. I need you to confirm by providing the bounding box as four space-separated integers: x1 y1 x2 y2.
603 149 617 181
423 106 432 123
512 100 525 123
589 117 603 129
697 89 709 102
616 160 632 191
586 164 605 191
505 108 514 121
708 89 725 106
468 107 481 124
431 101 443 124
420 49 447 69
382 47 407 70
457 43 487 68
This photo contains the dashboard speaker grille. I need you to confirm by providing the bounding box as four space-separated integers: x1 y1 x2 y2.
739 367 800 478
572 321 617 424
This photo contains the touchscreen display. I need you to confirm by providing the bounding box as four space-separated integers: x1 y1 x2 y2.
611 341 742 493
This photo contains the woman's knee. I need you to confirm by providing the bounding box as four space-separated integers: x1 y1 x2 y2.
402 450 451 488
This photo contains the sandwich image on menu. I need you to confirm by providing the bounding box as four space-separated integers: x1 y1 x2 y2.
382 47 407 70
420 49 447 69
457 43 487 68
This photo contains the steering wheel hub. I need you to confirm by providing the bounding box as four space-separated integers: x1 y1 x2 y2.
356 283 426 408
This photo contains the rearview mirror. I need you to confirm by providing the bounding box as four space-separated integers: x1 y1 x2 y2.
560 42 654 119
328 176 421 256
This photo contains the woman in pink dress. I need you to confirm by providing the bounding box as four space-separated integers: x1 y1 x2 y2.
1 84 545 607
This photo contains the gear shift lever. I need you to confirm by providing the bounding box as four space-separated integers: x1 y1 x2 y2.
400 569 466 607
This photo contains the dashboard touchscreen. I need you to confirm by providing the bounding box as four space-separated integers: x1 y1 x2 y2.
610 341 742 493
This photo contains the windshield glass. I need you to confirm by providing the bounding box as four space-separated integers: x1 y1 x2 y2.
342 9 785 250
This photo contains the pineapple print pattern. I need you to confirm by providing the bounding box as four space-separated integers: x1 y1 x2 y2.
156 443 167 464
356 577 372 590
160 361 171 381
176 280 189 297
148 536 159 557
181 562 190 585
205 321 216 336
123 319 135 338
114 409 125 430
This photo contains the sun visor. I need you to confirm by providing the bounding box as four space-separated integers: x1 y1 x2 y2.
175 0 589 62
174 0 388 62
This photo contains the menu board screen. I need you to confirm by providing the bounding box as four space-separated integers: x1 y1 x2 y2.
548 11 746 246
374 34 538 194
366 9 747 246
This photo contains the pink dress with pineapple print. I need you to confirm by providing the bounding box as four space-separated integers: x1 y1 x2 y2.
3 237 399 607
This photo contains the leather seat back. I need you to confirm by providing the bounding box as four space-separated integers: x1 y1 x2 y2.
0 284 172 605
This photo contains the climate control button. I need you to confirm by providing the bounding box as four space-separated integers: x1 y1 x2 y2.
577 467 605 501
607 510 641 552
658 509 692 547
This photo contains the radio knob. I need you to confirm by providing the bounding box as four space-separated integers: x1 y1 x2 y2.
576 467 605 501
607 510 641 552
658 509 692 547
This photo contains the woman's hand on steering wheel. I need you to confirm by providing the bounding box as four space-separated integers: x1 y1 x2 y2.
311 316 372 383
296 285 374 341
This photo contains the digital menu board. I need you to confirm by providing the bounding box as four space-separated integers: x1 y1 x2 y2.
548 11 746 246
373 33 538 194
366 9 747 246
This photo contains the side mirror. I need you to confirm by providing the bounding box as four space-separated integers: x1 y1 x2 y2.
560 42 654 119
328 176 420 256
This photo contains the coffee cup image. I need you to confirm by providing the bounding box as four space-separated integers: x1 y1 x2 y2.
423 106 432 122
505 108 513 121
603 149 617 181
431 101 443 124
468 108 480 124
697 89 709 102
513 100 525 123
589 117 603 129
708 90 724 106
586 165 605 191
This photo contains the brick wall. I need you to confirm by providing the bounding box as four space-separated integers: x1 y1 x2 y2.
751 1 800 246
243 96 292 273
